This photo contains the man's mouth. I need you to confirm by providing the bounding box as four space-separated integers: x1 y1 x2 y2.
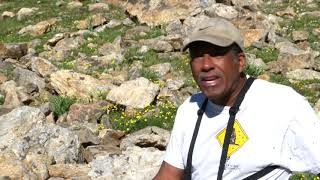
200 75 221 87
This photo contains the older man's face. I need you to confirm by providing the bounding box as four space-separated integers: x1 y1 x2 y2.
189 42 245 106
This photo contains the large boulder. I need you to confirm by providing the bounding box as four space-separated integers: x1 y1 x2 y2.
125 0 202 26
50 70 114 100
18 18 57 36
106 77 160 109
0 43 28 59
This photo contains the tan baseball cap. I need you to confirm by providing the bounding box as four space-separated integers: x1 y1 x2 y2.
182 17 244 52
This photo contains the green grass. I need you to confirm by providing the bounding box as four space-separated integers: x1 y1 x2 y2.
270 74 320 105
133 26 166 40
244 63 265 77
246 47 279 64
107 101 177 133
0 95 5 105
49 95 76 118
290 173 319 180
139 68 159 82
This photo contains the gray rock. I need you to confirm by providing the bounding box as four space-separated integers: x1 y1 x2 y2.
1 11 15 18
47 33 67 46
54 36 85 51
125 0 201 26
139 37 174 53
292 30 309 42
0 80 30 108
50 70 113 100
166 79 185 91
205 3 238 19
18 18 57 36
66 101 109 124
106 77 159 109
0 43 28 59
120 126 170 151
83 145 121 163
88 3 109 12
14 67 46 91
88 146 164 180
67 1 83 9
98 36 124 64
124 26 151 40
48 164 90 179
285 69 320 81
166 20 185 36
148 63 171 78
245 53 267 70
301 11 320 18
31 57 58 78
17 7 38 21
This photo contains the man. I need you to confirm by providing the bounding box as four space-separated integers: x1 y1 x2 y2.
154 17 320 179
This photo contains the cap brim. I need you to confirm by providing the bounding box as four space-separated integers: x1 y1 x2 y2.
181 34 234 52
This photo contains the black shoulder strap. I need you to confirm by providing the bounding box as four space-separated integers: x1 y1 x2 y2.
243 165 280 180
217 77 256 180
184 98 208 180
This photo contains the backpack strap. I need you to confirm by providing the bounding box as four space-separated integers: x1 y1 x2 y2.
184 98 208 180
217 77 256 180
243 165 280 180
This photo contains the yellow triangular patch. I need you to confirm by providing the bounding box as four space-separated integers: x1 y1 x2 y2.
216 120 248 157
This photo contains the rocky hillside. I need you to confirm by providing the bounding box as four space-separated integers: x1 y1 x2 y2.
0 0 319 179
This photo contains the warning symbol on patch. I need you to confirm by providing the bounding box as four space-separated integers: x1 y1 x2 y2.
216 120 248 157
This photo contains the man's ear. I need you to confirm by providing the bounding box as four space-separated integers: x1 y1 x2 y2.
238 52 246 73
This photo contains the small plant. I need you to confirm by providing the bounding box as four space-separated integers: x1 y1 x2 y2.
244 63 265 77
247 47 279 64
139 68 159 82
107 101 177 133
49 95 76 118
0 95 5 105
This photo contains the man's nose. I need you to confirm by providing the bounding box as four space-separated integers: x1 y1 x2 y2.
202 53 214 71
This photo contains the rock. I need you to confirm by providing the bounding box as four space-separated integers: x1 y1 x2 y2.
24 154 51 179
0 43 28 59
285 69 320 81
83 145 121 163
124 26 151 40
205 3 238 19
120 126 170 151
314 57 320 71
18 18 57 36
31 57 58 78
88 3 109 11
67 1 83 9
148 63 171 77
246 53 268 70
276 6 296 18
166 79 184 91
1 11 15 18
128 61 143 80
0 155 37 179
75 54 104 74
240 29 267 48
0 80 30 108
98 36 124 65
125 0 201 26
66 101 109 124
99 71 128 85
230 0 263 7
301 11 320 18
39 49 71 62
139 37 174 53
106 77 159 109
269 42 315 73
50 70 113 100
162 34 184 50
54 36 85 51
0 73 7 84
17 7 38 20
166 20 184 36
292 30 309 42
88 146 164 179
99 129 125 147
183 15 211 36
48 164 90 178
75 14 107 30
313 27 320 37
0 106 81 164
47 33 67 46
14 67 46 91
68 124 100 146
157 87 190 106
